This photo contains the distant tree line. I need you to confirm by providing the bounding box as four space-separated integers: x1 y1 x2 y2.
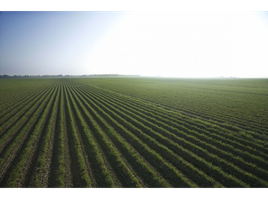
0 74 64 78
0 74 140 79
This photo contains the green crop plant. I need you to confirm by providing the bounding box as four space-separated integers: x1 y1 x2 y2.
0 78 267 188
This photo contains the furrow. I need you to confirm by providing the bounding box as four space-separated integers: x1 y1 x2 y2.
69 85 149 187
74 85 206 187
85 86 268 185
63 85 92 187
0 86 58 187
76 85 249 187
66 85 119 187
27 85 61 187
0 86 55 183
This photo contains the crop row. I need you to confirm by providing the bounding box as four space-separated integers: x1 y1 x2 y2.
0 85 57 187
0 86 48 122
79 84 268 158
0 86 51 136
0 79 267 188
76 78 268 135
69 82 268 188
0 86 54 156
83 86 268 172
64 83 262 188
68 84 198 187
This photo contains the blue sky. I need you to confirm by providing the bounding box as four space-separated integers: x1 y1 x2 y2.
0 11 123 75
0 11 268 77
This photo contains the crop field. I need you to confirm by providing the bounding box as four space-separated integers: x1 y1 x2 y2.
0 77 268 188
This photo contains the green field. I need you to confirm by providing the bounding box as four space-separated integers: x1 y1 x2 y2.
0 77 268 187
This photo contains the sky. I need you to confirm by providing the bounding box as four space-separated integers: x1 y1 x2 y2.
0 11 268 78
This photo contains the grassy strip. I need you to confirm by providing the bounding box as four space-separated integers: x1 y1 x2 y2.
88 83 268 147
91 90 258 187
89 85 268 153
90 90 268 187
86 85 268 175
77 86 247 187
0 86 55 179
66 78 268 134
72 86 189 187
28 86 60 187
86 80 268 135
63 86 92 187
2 86 57 187
0 86 50 137
0 86 48 128
54 87 70 187
0 83 50 109
66 86 116 187
92 89 268 181
69 86 145 187
75 85 199 188
81 87 234 187
0 86 49 152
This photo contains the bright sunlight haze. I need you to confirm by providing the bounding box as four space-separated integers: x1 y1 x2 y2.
0 11 268 78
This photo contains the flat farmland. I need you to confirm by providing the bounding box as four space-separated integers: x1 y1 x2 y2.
0 77 268 188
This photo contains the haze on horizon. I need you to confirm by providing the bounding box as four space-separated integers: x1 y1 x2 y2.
0 11 268 78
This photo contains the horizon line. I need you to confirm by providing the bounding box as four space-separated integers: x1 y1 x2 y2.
0 74 268 79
